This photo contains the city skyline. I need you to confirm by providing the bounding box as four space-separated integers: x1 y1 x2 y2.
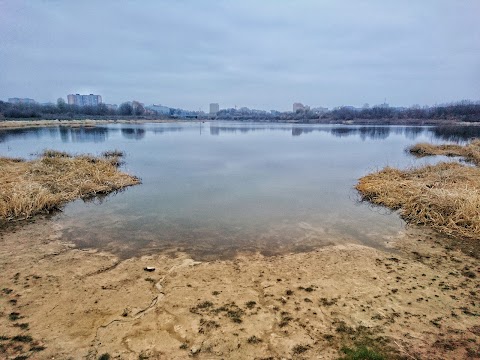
4 94 480 114
1 1 479 112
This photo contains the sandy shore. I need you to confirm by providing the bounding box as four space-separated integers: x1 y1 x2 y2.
0 219 478 359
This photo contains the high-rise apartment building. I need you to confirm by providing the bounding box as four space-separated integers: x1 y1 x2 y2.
67 94 102 107
209 103 219 115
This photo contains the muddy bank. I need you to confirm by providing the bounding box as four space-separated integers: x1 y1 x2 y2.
0 220 478 359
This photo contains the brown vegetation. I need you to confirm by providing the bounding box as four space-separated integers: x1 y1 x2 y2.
357 140 480 240
409 139 480 165
0 150 140 222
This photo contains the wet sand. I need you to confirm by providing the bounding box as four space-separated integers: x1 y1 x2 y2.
0 219 479 359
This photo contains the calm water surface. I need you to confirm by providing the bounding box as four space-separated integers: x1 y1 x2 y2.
1 122 476 260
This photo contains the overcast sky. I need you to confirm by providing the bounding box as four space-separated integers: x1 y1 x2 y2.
0 1 479 111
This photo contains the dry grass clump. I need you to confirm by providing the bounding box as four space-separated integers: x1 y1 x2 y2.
42 149 71 158
356 162 480 240
0 150 140 222
101 149 125 158
409 139 480 165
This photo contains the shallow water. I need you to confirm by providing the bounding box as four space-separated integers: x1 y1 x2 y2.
0 122 475 260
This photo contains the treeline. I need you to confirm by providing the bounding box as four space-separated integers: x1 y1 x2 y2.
2 99 480 123
213 101 480 123
0 100 149 119
328 101 480 122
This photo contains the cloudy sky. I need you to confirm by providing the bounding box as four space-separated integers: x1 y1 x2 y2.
0 1 479 111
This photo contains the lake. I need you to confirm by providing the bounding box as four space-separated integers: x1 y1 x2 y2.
1 122 477 260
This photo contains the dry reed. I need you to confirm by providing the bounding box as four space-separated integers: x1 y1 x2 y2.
409 139 480 165
0 150 140 222
357 143 480 240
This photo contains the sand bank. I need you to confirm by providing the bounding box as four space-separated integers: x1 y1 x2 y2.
0 220 478 359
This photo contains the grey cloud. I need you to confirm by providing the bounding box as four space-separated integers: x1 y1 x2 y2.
0 0 479 110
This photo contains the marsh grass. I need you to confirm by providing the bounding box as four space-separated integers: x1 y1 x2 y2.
0 150 140 222
409 139 480 165
357 140 480 240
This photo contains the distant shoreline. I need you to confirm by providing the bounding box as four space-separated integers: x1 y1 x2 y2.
1 118 480 130
0 118 179 129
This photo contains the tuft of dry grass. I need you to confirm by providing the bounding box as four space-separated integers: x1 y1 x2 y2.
42 149 71 158
101 149 125 158
0 150 140 222
409 139 480 165
357 160 480 240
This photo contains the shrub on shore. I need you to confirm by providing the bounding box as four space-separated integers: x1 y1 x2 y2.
0 150 140 222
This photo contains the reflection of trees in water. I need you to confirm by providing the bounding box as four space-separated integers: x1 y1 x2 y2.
329 128 355 138
3 124 476 145
330 126 426 141
59 127 110 143
59 127 69 142
121 127 146 140
325 125 480 142
151 126 183 134
0 128 44 143
359 127 390 141
210 126 268 135
210 125 428 141
0 126 112 144
430 126 480 142
210 125 286 136
404 127 425 140
292 128 314 136
329 127 391 140
210 125 322 136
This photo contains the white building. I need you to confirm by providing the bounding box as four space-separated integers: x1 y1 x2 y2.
67 94 102 107
209 103 219 115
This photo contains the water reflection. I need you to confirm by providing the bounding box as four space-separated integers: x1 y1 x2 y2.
121 127 146 140
431 126 480 142
2 121 478 260
0 127 46 143
0 126 112 144
151 126 184 134
2 123 480 144
328 126 400 140
209 124 429 140
59 127 110 143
